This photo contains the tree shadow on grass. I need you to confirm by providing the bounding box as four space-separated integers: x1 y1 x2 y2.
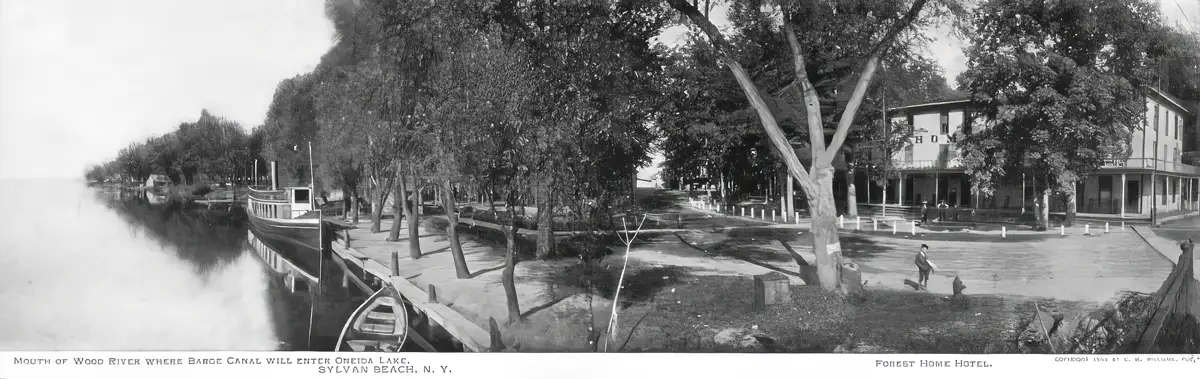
544 262 691 310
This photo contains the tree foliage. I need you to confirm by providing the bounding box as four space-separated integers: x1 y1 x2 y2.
955 0 1167 204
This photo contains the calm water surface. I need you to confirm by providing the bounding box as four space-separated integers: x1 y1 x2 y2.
0 179 306 350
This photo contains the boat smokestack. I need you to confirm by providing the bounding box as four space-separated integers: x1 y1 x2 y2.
270 161 278 190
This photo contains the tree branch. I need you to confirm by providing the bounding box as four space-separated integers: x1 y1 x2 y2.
666 0 817 190
819 0 930 167
783 20 826 165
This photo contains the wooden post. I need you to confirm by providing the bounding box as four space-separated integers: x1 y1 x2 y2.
391 252 400 277
428 284 438 303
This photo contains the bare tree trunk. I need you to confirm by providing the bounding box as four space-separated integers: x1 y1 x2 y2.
535 178 555 260
1038 188 1051 230
807 166 844 292
719 171 727 204
415 179 424 216
370 181 385 233
392 172 420 259
442 179 471 279
350 187 361 224
846 165 858 218
501 200 522 325
1065 181 1077 227
388 163 404 241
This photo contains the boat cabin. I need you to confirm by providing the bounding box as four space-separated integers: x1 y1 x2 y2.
144 174 171 189
247 186 316 220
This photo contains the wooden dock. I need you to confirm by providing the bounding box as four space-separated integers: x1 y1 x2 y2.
328 234 493 352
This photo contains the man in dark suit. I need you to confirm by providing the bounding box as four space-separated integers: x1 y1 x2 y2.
914 244 934 290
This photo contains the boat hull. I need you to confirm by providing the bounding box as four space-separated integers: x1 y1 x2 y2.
246 213 326 277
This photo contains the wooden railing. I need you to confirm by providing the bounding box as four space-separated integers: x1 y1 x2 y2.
1101 158 1200 175
890 158 964 170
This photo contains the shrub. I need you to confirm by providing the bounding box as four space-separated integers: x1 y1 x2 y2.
191 186 212 196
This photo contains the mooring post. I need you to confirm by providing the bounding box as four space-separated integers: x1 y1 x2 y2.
892 220 897 234
428 284 438 303
910 221 916 235
1060 225 1065 236
1002 226 1007 238
856 216 861 230
873 219 878 231
1105 222 1110 234
1085 224 1090 235
391 252 400 277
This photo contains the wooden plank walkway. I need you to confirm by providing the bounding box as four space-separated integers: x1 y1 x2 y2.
330 242 492 352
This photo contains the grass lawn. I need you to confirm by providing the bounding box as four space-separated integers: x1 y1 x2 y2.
629 275 1090 353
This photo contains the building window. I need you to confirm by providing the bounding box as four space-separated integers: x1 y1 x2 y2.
940 111 949 135
904 144 914 162
1154 105 1159 132
1176 115 1181 138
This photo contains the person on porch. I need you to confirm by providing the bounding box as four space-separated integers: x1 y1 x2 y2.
921 201 930 224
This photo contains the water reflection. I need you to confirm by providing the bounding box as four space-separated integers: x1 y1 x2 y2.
0 179 304 350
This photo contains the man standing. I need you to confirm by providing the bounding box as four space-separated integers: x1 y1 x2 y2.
921 201 930 224
914 244 934 290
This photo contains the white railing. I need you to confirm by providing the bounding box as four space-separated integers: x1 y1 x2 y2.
1101 158 1200 175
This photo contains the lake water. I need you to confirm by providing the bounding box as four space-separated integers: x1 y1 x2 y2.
0 179 307 350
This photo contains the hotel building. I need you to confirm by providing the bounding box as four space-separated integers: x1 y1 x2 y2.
861 87 1200 219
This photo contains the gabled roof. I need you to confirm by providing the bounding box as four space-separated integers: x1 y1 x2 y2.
1146 86 1193 116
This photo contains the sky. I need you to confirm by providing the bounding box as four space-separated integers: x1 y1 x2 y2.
0 0 335 179
1 0 1197 179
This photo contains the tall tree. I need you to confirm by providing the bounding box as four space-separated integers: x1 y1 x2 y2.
416 22 539 320
956 0 1165 228
665 0 955 293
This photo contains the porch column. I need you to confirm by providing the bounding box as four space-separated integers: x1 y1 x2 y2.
1177 175 1183 211
934 172 940 204
1119 173 1126 217
898 173 905 206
